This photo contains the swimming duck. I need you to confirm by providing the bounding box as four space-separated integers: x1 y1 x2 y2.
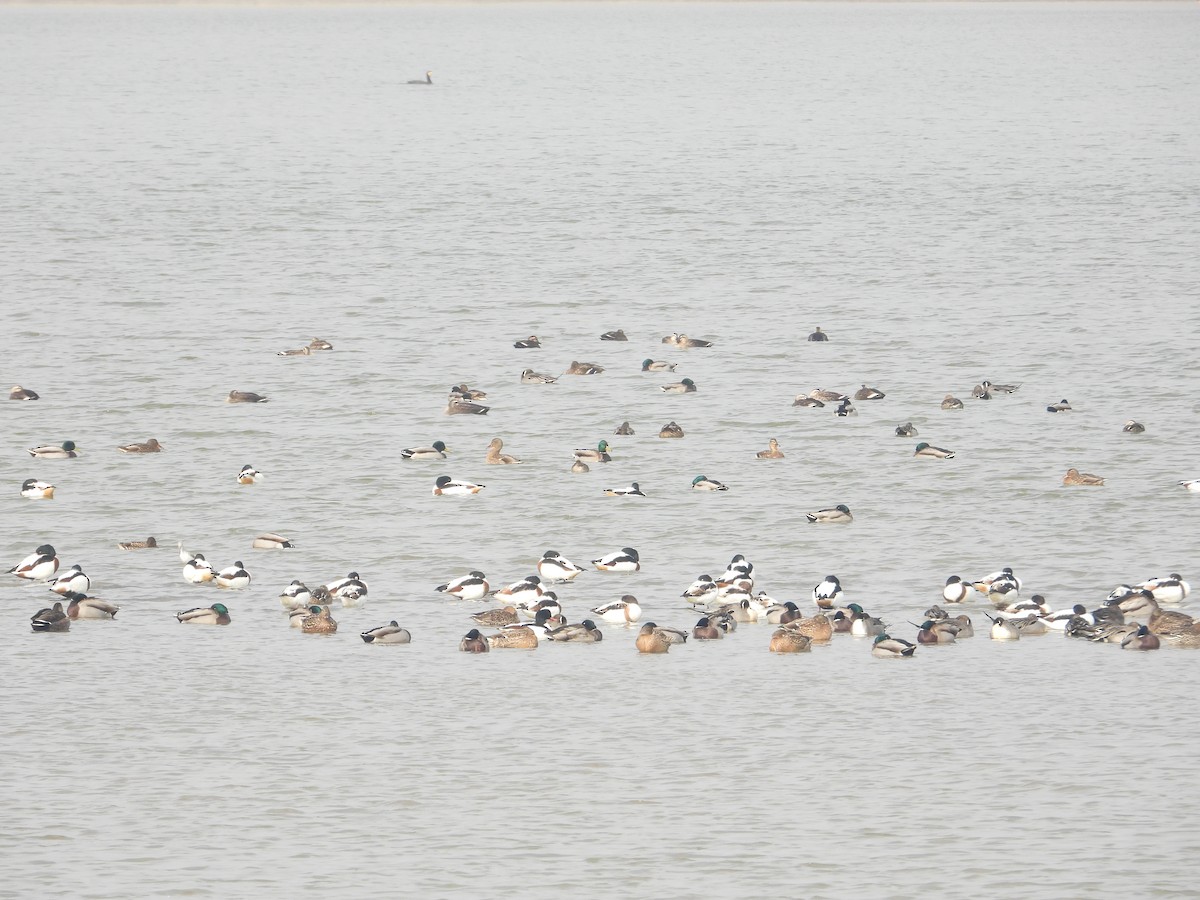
449 385 488 401
895 423 918 438
1121 625 1160 651
287 606 311 627
402 441 449 460
659 421 685 439
27 441 80 459
600 329 628 341
806 504 853 524
1063 468 1104 486
237 465 263 484
788 614 834 643
1137 574 1190 604
276 345 311 356
301 605 338 634
324 572 369 604
117 536 157 550
592 594 642 623
975 567 1022 593
537 551 585 583
435 571 490 600
983 380 1021 394
484 438 521 465
308 338 333 350
641 359 676 372
31 601 70 632
433 475 485 496
279 580 312 610
810 388 847 404
252 533 295 550
985 614 1021 641
459 629 490 652
665 333 713 349
682 574 718 601
766 602 804 625
361 621 412 644
792 395 825 408
1179 480 1200 492
20 479 55 499
571 459 590 474
10 385 39 400
914 442 955 459
971 384 992 400
1010 614 1049 636
812 575 843 609
1046 399 1072 413
768 628 812 653
635 622 672 653
807 327 829 342
176 603 231 625
548 619 604 643
690 475 727 492
118 438 164 453
494 575 543 603
50 564 90 595
756 438 785 459
854 385 885 401
216 562 251 589
871 634 916 658
64 592 119 620
718 555 752 584
941 395 964 410
487 625 539 649
471 606 519 627
849 608 887 638
614 421 635 435
520 369 558 384
914 620 956 644
182 554 215 584
1042 604 1091 630
592 548 640 573
573 440 613 463
834 399 857 417
513 335 541 348
227 390 268 403
943 614 974 638
9 544 59 581
1123 420 1145 434
445 398 490 415
407 70 433 84
692 616 724 640
652 624 689 644
661 378 697 393
525 594 563 621
942 576 971 604
566 361 605 375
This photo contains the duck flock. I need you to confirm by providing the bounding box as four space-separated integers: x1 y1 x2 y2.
9 329 1200 655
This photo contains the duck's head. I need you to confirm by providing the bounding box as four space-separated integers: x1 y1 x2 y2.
464 628 483 640
621 548 639 560
435 475 452 488
36 544 56 556
61 441 77 451
915 442 930 451
692 475 708 486
641 359 654 369
873 634 890 644
597 440 610 452
682 378 695 386
212 603 230 615
835 505 851 514
432 441 448 452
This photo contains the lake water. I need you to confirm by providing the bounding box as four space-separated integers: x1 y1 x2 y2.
2 2 1199 897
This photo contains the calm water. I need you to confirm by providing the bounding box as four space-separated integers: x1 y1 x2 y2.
2 2 1199 897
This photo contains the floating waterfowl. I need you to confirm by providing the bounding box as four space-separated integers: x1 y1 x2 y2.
854 385 885 400
487 625 539 649
806 504 853 524
985 614 1021 641
1137 574 1190 604
301 605 338 634
812 575 843 609
834 399 857 417
766 602 804 625
659 421 685 439
520 369 557 384
849 607 887 638
895 423 918 438
756 438 785 459
216 561 251 589
484 438 521 465
574 440 612 462
10 385 39 400
661 378 697 393
770 628 812 653
971 384 991 400
592 594 642 623
614 421 634 435
537 551 584 583
459 629 490 653
792 395 825 408
472 605 519 627
20 479 55 499
1123 420 1146 434
513 335 541 348
361 621 412 644
566 361 605 375
117 536 157 550
31 601 69 632
1121 625 1160 651
682 574 718 601
407 70 433 85
592 548 640 573
571 459 590 474
914 442 955 459
641 359 676 372
914 620 957 644
810 388 847 404
227 390 268 403
600 329 628 341
494 575 542 603
252 533 294 550
9 544 59 581
663 333 713 349
983 380 1021 394
324 572 368 604
1179 480 1200 492
942 575 970 604
49 564 89 595
309 338 333 350
1063 468 1105 486
433 475 485 495
692 617 724 640
789 614 834 643
118 438 164 453
182 554 215 583
548 619 604 643
941 395 964 410
402 441 449 460
65 592 119 620
1047 399 1072 413
276 345 311 356
27 441 79 459
635 622 672 653
237 464 263 484
435 571 490 601
871 634 916 658
807 327 829 342
279 580 312 610
176 603 231 625
690 475 727 492
445 398 490 415
449 385 487 401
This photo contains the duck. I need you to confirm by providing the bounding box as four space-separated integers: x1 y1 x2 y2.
494 575 543 603
812 575 843 609
600 329 628 341
718 554 754 584
407 70 433 84
871 634 916 658
1137 574 1190 604
117 536 157 550
971 384 992 400
548 619 604 643
1046 399 1072 413
1063 468 1104 486
308 338 333 350
834 399 857 417
766 602 804 625
449 384 487 401
658 421 685 439
565 361 605 376
537 551 585 583
895 423 918 438
118 438 164 453
975 567 1023 593
484 438 521 465
667 333 713 349
942 576 971 604
1011 614 1049 636
635 622 672 653
520 369 558 384
770 629 812 653
914 620 956 644
756 438 785 459
661 378 697 393
182 554 215 584
849 608 887 638
914 442 955 459
690 475 728 492
325 572 369 604
433 475 485 495
27 441 80 459
792 395 825 408
1121 625 1160 651
810 388 847 404
31 601 70 632
788 614 834 643
176 603 231 625
692 617 724 640
279 580 312 610
614 421 635 435
592 548 640 573
436 571 490 600
574 440 612 462
459 629 490 652
1123 420 1146 434
445 398 490 415
985 613 1021 641
641 359 676 372
1179 480 1200 492
49 564 90 595
652 624 689 645
854 385 885 401
471 605 520 627
807 327 829 342
571 459 590 474
227 390 268 403
360 621 412 644
301 605 338 634
237 464 263 484
806 504 853 524
402 441 449 460
20 479 55 499
487 625 539 649
941 395 964 410
592 594 642 624
252 533 294 550
513 335 541 348
9 544 59 581
64 592 119 620
216 562 251 589
1043 604 1091 630
943 614 974 638
682 574 718 601
10 385 40 400
983 380 1020 394
276 345 312 357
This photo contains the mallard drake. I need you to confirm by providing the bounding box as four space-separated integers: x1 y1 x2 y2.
10 385 40 400
566 361 605 375
487 625 539 649
604 482 645 497
600 329 628 341
941 395 964 410
641 359 676 372
895 423 918 437
658 421 685 439
985 614 1021 641
537 551 584 583
942 575 970 603
834 399 857 417
252 533 294 550
513 335 541 348
49 564 89 595
792 395 825 408
914 442 955 459
278 580 312 610
459 629 490 652
1063 468 1104 486
854 385 885 400
301 605 338 634
807 327 828 342
227 390 268 403
574 440 612 462
571 459 590 474
592 548 640 573
690 475 727 491
433 475 485 495
812 575 843 609
871 634 916 658
484 438 521 465
635 622 672 653
756 438 785 459
770 629 812 653
176 603 231 625
216 561 251 589
661 378 697 393
548 619 604 642
614 421 634 435
237 464 262 484
806 504 853 524
9 544 59 581
402 441 449 460
361 621 412 644
1047 399 1072 413
682 574 718 601
20 478 55 499
436 570 489 600
1123 420 1146 434
1121 625 1160 651
27 441 80 459
308 338 333 350
276 345 312 356
117 536 157 550
810 388 847 404
118 438 163 453
520 369 557 384
592 594 642 623
471 605 519 627
445 398 490 415
31 601 70 632
65 592 119 620
449 385 488 401
182 554 214 583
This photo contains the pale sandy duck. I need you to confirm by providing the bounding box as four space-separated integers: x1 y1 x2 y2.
433 475 485 495
64 592 119 620
31 601 70 632
769 629 812 653
592 594 642 623
571 459 590 473
941 395 964 410
27 441 80 459
690 475 727 491
1046 399 1072 413
895 423 918 438
971 384 991 400
21 479 55 499
565 361 605 375
1062 468 1104 486
871 634 916 658
662 333 713 348
603 483 645 497
484 438 521 465
649 624 688 644
9 544 59 581
436 571 490 600
592 548 640 572
118 438 163 453
360 621 411 644
49 564 90 595
810 388 847 404
402 441 449 460
237 464 263 484
658 421 685 439
756 438 785 459
176 603 231 625
914 442 955 459
660 378 697 393
487 625 539 649
308 338 333 350
785 614 834 643
513 335 541 348
252 533 294 550
635 622 672 653
641 359 676 372
216 561 251 589
600 329 628 341
537 551 584 583
459 629 490 653
276 345 312 356
806 504 853 524
574 440 612 462
1122 420 1146 434
227 390 268 403
520 369 558 384
301 605 338 634
445 398 490 415
854 385 885 400
807 327 829 342
117 536 157 550
548 619 604 642
471 605 520 627
10 385 40 400
984 613 1021 641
